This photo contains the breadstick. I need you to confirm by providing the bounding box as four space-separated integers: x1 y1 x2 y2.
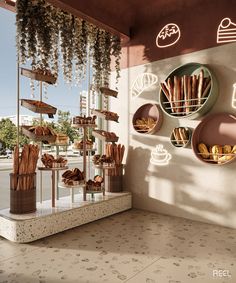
197 69 204 106
183 75 188 114
173 128 181 145
180 77 184 113
167 78 175 113
187 76 192 113
179 128 188 145
191 75 197 110
202 79 211 99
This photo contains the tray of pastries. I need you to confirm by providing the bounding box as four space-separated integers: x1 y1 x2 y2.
22 125 56 143
92 130 119 142
54 133 69 145
21 99 57 117
86 175 104 192
197 143 236 165
73 139 94 150
92 109 119 122
93 154 114 167
41 153 68 168
62 168 85 186
72 115 97 126
21 67 57 84
99 87 118 98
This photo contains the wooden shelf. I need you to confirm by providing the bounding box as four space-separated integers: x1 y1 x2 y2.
21 68 57 84
58 181 85 189
92 130 119 143
38 166 68 171
21 126 56 143
93 164 116 169
92 109 119 122
21 99 57 117
72 124 97 129
100 87 118 98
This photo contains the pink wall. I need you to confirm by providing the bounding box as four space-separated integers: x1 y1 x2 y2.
121 0 236 68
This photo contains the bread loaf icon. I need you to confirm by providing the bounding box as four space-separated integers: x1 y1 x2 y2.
156 23 181 48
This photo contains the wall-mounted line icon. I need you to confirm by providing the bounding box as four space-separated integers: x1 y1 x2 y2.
232 83 236 109
150 144 171 166
217 18 236 43
156 23 181 48
131 73 158 98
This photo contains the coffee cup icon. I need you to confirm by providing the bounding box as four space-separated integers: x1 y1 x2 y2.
150 144 171 165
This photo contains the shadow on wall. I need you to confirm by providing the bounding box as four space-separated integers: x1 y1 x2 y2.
125 145 236 227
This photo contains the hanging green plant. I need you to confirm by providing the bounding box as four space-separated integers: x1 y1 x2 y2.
16 0 122 87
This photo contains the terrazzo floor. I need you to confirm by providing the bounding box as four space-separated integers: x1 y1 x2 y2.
0 209 235 283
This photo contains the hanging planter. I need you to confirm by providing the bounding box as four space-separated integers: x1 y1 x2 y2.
16 0 122 86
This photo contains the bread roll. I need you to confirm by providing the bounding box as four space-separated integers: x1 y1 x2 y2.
223 145 231 154
212 145 222 161
198 143 209 159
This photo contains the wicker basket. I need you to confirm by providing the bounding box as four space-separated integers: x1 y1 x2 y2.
10 173 36 214
105 165 123 192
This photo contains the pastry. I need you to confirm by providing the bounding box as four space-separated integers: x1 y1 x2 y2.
94 175 103 183
223 145 231 154
212 145 222 161
198 143 210 159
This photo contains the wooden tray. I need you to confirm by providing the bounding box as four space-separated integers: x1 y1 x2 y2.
92 130 119 143
159 63 218 119
21 99 57 116
21 126 56 143
100 87 118 98
92 109 119 122
21 68 57 84
192 112 236 165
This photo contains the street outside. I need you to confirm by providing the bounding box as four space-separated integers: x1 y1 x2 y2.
0 154 95 210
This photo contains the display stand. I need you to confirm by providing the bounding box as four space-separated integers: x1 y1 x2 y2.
18 67 57 204
38 166 68 207
72 124 97 200
92 87 120 191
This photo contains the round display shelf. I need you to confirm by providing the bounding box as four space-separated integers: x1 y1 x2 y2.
170 127 191 148
159 62 218 119
132 103 163 134
192 112 236 165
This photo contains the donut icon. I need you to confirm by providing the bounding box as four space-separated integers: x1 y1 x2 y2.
156 23 181 48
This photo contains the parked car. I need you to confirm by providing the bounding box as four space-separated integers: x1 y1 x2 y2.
6 149 12 159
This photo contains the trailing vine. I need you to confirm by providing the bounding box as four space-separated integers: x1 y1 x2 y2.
16 0 122 86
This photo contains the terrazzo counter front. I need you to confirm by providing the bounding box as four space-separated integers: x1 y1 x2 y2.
0 192 132 243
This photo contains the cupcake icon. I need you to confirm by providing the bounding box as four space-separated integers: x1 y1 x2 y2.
150 144 171 166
